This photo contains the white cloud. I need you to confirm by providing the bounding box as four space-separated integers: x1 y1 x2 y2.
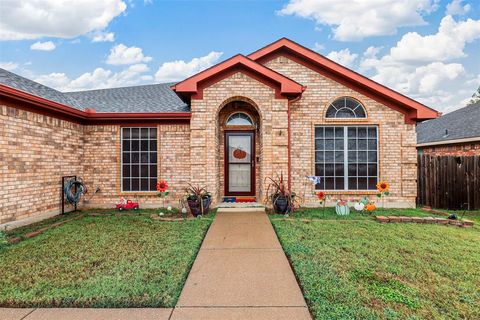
326 49 358 68
30 41 56 51
155 51 223 82
34 64 151 91
0 61 19 71
91 32 115 42
0 0 126 40
388 15 480 62
446 0 471 16
106 44 152 65
360 15 480 112
278 0 438 41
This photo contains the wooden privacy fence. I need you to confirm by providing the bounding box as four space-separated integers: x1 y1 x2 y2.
417 155 480 210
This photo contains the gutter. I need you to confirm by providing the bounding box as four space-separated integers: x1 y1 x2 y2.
417 136 480 147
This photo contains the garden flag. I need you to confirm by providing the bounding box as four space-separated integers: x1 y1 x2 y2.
306 176 321 185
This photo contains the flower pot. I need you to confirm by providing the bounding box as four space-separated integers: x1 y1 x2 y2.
187 196 212 217
273 194 290 214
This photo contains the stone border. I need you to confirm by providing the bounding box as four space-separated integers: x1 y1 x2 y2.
375 216 474 227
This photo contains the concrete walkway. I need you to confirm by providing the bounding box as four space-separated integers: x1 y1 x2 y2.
1 209 311 320
170 208 311 319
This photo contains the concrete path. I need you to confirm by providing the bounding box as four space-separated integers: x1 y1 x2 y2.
171 209 311 319
1 209 311 320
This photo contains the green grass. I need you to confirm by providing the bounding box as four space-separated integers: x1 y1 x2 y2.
271 209 480 320
0 210 213 307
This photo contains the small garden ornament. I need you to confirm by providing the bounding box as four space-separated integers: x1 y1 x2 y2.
376 180 390 208
316 191 327 217
157 180 169 216
335 200 350 216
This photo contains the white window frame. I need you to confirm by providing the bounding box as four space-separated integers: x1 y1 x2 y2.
314 125 379 191
121 127 158 192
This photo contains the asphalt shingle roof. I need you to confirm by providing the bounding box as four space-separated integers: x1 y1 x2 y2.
0 68 189 113
417 102 480 144
63 84 189 113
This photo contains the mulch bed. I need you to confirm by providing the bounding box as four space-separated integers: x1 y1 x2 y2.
375 215 474 227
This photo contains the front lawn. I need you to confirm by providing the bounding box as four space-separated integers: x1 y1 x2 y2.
0 210 213 307
271 209 480 319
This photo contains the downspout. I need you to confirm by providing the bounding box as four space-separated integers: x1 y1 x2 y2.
287 89 305 190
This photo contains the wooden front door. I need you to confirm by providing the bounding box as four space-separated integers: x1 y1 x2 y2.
225 131 255 196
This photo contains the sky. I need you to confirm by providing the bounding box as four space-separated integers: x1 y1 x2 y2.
0 0 479 113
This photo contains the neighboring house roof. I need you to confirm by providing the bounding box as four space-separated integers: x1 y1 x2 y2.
0 68 82 109
172 54 305 99
248 38 439 123
0 68 189 113
64 84 189 113
417 102 480 146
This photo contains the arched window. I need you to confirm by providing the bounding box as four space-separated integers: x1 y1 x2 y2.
226 112 254 125
326 97 366 118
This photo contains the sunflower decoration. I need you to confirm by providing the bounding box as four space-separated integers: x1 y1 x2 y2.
376 180 390 209
156 180 169 215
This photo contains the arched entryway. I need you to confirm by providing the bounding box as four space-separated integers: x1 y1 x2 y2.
217 98 262 202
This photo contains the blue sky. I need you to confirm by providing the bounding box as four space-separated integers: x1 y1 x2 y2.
0 0 479 113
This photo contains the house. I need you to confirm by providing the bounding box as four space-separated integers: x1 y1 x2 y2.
0 38 439 224
417 102 480 156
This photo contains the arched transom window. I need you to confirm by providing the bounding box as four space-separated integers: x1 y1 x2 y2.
326 97 366 118
226 112 254 125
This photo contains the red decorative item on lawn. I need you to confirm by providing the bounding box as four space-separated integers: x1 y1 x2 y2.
316 191 325 201
156 180 168 192
116 198 139 211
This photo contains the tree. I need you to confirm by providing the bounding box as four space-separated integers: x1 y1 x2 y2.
467 86 480 106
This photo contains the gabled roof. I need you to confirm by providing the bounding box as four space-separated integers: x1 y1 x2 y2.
417 102 480 145
172 54 305 99
64 84 189 113
248 38 439 123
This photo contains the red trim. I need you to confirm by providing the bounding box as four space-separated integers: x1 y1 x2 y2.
0 84 191 124
248 38 439 122
172 54 305 100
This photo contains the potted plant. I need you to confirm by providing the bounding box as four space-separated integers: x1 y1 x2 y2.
185 183 212 217
264 173 297 215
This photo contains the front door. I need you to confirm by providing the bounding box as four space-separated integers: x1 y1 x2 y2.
225 131 255 196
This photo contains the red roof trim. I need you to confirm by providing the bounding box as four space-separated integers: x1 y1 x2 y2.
172 54 305 99
0 84 191 124
248 38 440 122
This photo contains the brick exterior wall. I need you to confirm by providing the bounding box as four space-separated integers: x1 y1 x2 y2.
418 142 480 156
0 105 84 224
0 101 190 224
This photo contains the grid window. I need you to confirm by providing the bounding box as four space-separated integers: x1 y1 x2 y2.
121 127 157 192
315 126 378 190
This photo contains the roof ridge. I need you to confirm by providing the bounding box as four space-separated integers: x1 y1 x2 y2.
63 82 176 94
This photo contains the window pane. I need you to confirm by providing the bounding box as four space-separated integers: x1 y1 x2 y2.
131 152 139 163
358 139 367 150
368 164 377 176
358 178 368 190
315 164 324 176
122 140 130 151
325 106 337 118
141 178 149 191
150 128 157 139
325 164 334 176
358 164 367 176
335 164 344 175
348 164 357 176
335 127 344 137
368 139 377 149
122 128 130 139
141 140 148 151
150 165 157 177
150 152 157 164
325 127 334 138
348 152 357 162
131 178 140 191
141 152 149 163
368 151 377 162
132 165 139 177
348 139 356 150
315 151 324 162
150 179 157 191
315 139 324 150
348 127 356 137
150 140 157 151
368 178 377 190
325 177 335 189
122 165 130 177
335 177 344 189
315 127 324 138
335 151 344 162
325 139 334 150
335 139 344 150
348 177 357 190
325 151 334 162
141 165 149 176
141 128 149 139
355 107 366 118
131 140 139 150
122 153 130 164
336 108 355 118
122 179 131 191
358 151 368 162
358 127 367 138
131 128 139 139
368 127 377 138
